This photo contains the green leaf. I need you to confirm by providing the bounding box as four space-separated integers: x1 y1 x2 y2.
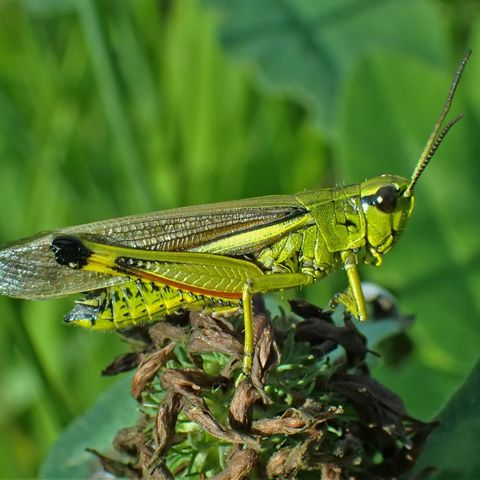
39 374 137 480
337 52 480 418
413 360 480 478
23 0 77 15
204 0 446 133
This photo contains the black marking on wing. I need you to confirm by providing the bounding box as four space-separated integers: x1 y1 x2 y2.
51 235 93 269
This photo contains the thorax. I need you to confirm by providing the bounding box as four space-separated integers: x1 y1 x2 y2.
253 225 341 280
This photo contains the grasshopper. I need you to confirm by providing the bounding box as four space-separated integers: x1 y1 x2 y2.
0 52 470 377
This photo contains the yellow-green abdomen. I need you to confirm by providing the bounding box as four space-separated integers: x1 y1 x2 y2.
66 279 240 330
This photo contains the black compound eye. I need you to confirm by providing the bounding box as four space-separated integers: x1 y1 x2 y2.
374 185 398 213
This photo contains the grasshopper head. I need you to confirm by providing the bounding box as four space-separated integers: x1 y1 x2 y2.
360 175 414 261
359 51 470 265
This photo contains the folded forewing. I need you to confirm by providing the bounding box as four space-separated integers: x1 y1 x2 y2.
0 195 310 299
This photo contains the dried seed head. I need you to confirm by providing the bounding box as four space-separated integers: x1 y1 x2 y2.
131 343 176 400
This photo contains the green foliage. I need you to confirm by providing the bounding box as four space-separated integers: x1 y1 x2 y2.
205 0 448 134
0 0 479 477
413 360 480 478
39 373 136 480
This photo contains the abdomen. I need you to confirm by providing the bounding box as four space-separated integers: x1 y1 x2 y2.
65 279 240 330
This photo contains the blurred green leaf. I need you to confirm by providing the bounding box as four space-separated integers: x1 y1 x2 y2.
337 53 480 417
204 0 447 132
23 0 77 16
39 373 136 480
413 359 480 478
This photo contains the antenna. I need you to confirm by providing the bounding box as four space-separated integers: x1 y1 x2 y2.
404 50 471 198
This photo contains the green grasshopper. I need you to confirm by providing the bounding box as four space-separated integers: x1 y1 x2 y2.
0 52 470 377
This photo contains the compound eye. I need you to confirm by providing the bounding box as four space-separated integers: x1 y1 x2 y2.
374 185 398 213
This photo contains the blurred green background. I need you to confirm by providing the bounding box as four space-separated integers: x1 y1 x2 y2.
0 0 479 478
